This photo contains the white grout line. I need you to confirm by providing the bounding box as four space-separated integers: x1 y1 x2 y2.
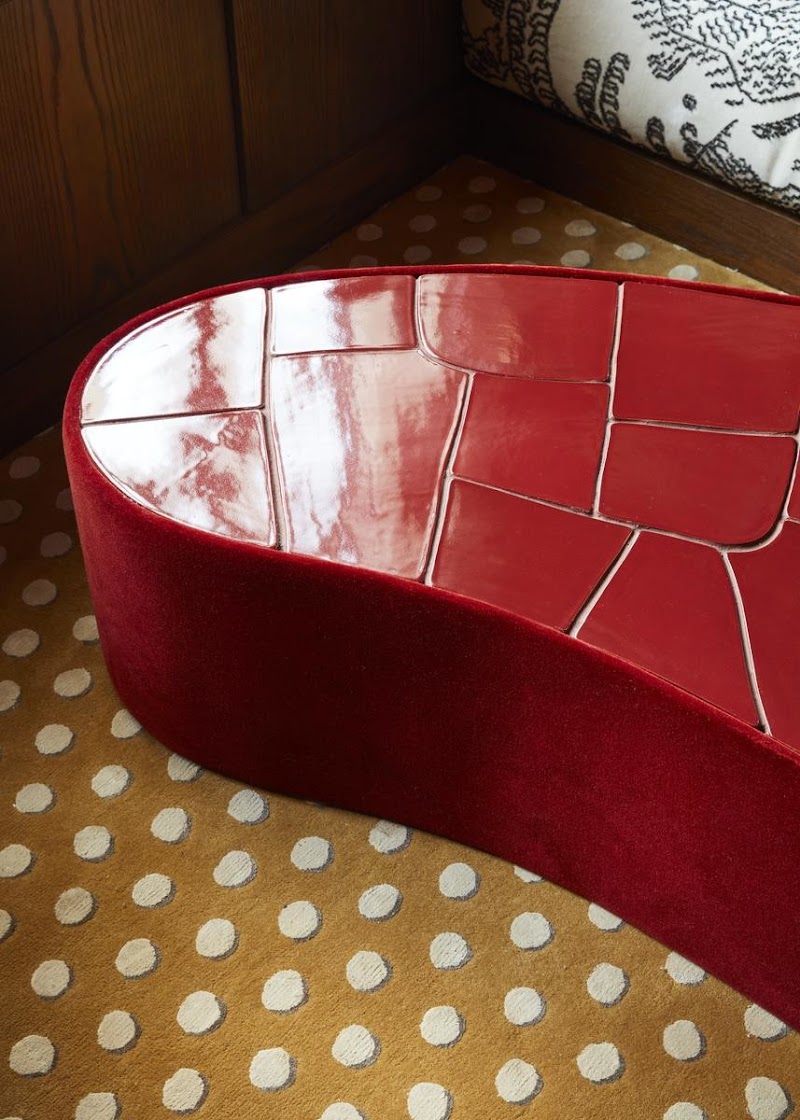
422 375 474 585
618 418 797 439
570 530 639 637
592 283 625 514
723 552 771 734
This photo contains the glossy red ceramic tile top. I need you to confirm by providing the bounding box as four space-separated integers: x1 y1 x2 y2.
731 523 800 746
269 350 465 578
600 423 795 545
82 411 274 545
454 376 608 511
82 289 266 423
418 273 618 381
270 275 416 354
615 284 800 432
431 479 630 629
580 533 757 724
787 468 800 521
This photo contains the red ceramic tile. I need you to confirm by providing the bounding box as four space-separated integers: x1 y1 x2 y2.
787 466 800 521
431 479 630 629
82 289 266 422
615 284 800 432
82 411 274 545
731 523 800 746
600 423 795 545
580 533 757 724
418 273 618 381
269 350 465 578
454 376 608 511
270 275 416 354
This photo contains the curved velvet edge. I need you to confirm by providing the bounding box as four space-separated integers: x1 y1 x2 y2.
64 265 800 1030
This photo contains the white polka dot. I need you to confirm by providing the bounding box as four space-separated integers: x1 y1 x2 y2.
356 223 383 242
151 807 190 843
663 1020 705 1061
669 264 700 281
279 900 321 940
407 1082 452 1120
409 214 436 233
9 1034 56 1076
516 196 545 213
319 1106 365 1120
369 820 410 853
665 952 706 985
31 959 72 999
587 964 629 1005
0 909 14 941
291 835 332 871
0 679 21 711
56 487 74 511
40 531 72 557
438 862 479 900
250 1047 295 1091
227 789 269 824
36 723 73 754
349 254 378 268
75 1092 119 1120
577 1042 624 1083
111 708 140 738
468 175 496 193
359 883 402 920
9 455 40 479
168 754 201 782
98 1010 139 1053
565 218 597 237
746 1077 792 1120
420 1006 464 1047
429 932 472 969
132 873 174 908
54 668 92 698
745 1004 788 1041
196 917 238 959
14 783 55 814
458 236 487 255
511 226 542 245
561 249 591 268
588 904 624 931
416 185 443 202
3 628 40 657
262 969 307 1013
510 912 553 950
22 579 57 606
0 500 23 524
332 1025 380 1068
72 615 99 642
74 825 113 861
213 849 256 887
0 843 34 877
91 765 131 798
664 1105 707 1120
463 203 492 222
504 986 546 1026
496 1058 542 1104
616 241 648 261
403 244 432 264
177 990 225 1035
55 887 95 925
162 1069 207 1113
346 950 391 992
115 938 159 978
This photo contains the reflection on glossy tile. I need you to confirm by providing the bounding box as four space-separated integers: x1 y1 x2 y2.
82 290 266 423
270 275 416 354
83 412 274 545
615 284 800 432
269 350 464 577
418 273 617 380
454 376 608 510
581 533 757 724
432 480 630 629
600 424 795 545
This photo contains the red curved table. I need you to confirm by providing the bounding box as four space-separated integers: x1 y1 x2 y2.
64 265 800 1030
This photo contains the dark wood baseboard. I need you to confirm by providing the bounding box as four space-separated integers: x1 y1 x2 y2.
466 80 800 295
1 85 467 456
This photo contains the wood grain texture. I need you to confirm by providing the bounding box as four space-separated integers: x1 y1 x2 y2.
0 0 239 367
1 87 466 456
468 81 800 294
233 0 464 210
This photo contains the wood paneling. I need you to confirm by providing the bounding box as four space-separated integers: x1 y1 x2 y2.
0 0 239 367
233 0 463 210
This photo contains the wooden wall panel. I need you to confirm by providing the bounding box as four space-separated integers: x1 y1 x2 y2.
0 0 239 367
233 0 464 210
